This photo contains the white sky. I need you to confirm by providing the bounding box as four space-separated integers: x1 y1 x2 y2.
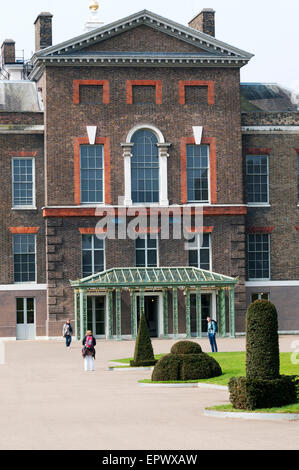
1 0 299 91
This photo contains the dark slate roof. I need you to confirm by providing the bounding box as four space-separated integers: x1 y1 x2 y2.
240 83 298 112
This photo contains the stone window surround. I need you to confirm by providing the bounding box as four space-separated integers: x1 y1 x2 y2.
121 123 171 207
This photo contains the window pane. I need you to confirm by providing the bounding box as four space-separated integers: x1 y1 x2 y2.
12 159 34 206
246 155 269 204
186 145 209 202
80 145 104 203
247 234 270 280
14 235 36 283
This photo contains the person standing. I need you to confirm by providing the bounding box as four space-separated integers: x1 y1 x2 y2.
62 319 73 348
207 317 218 353
82 330 96 371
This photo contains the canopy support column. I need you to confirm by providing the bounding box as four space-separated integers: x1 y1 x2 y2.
229 287 236 338
130 289 137 339
116 288 122 341
74 290 78 340
185 288 191 338
218 289 226 338
196 287 202 338
173 287 179 339
162 288 169 338
79 289 87 341
108 290 114 340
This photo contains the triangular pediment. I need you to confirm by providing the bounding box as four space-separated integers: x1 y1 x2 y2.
31 10 253 76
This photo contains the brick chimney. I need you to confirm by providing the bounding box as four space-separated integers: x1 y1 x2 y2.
188 8 215 37
34 12 53 51
1 39 16 65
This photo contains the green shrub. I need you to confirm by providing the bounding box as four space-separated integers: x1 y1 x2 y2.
181 354 222 381
171 340 202 355
130 313 157 367
229 376 298 411
229 300 299 410
151 354 181 381
152 340 222 382
246 300 280 380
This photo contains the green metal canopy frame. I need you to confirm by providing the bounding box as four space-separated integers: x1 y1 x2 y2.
70 267 238 341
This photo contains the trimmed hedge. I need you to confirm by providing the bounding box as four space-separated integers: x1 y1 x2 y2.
229 375 298 411
246 300 280 380
171 341 202 355
229 300 299 410
130 313 157 368
152 340 222 382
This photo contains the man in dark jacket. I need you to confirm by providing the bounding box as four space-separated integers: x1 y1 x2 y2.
207 317 218 353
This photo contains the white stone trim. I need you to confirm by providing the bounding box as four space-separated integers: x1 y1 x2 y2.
122 124 171 207
86 126 97 145
246 281 299 287
0 284 47 291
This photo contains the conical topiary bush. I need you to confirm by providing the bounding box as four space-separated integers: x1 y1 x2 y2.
229 300 298 410
130 313 157 367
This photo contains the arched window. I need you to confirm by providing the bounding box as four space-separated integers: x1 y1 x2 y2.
121 124 171 206
131 130 159 204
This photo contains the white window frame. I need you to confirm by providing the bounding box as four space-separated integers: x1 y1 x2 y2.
13 234 37 284
246 154 269 206
135 234 159 268
187 233 212 271
81 234 106 278
80 144 105 205
12 157 36 209
186 144 210 204
247 233 271 281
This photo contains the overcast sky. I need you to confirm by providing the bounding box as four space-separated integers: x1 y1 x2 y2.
1 0 298 91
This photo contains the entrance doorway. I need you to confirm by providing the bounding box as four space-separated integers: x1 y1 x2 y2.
190 293 212 336
137 295 159 337
87 296 106 338
16 298 36 340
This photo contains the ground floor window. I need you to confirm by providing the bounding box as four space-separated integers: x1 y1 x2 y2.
13 234 36 283
188 234 211 271
135 235 158 267
247 233 270 280
82 234 105 278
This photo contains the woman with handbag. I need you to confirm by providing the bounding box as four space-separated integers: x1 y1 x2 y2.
82 330 96 371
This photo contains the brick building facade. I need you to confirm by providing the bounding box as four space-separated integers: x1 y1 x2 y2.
0 8 298 340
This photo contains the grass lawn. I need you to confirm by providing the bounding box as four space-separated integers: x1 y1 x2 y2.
112 352 298 387
206 403 299 414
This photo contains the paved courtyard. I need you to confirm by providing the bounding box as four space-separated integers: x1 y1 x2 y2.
0 336 298 450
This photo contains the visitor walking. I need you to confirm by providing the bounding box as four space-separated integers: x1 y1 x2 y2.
62 319 73 348
207 317 218 352
82 330 96 371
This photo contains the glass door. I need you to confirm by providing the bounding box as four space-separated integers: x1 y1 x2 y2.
16 298 36 340
87 296 106 338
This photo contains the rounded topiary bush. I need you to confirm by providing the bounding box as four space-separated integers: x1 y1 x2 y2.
151 354 182 381
246 300 280 380
152 340 222 382
171 340 202 355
